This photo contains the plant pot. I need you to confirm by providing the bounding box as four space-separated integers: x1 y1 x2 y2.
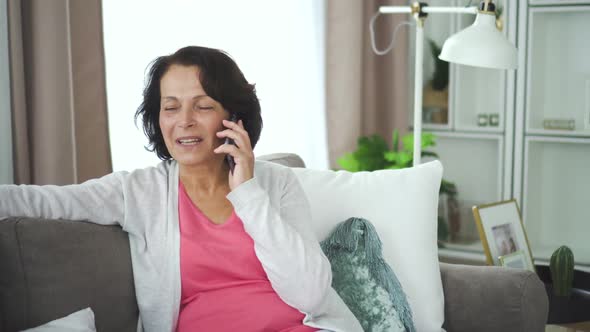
536 265 590 324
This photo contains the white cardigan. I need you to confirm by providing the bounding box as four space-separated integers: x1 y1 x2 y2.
0 159 362 332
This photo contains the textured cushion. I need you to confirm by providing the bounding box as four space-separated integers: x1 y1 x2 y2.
292 161 444 332
22 307 96 332
321 217 414 332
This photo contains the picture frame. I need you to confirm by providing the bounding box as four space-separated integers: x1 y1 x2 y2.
499 250 535 272
472 199 535 272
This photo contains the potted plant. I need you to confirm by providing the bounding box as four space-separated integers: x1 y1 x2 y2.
336 130 457 245
550 245 575 298
535 245 590 324
547 246 576 323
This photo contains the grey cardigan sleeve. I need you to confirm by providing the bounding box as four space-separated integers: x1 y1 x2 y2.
226 167 332 315
0 172 126 226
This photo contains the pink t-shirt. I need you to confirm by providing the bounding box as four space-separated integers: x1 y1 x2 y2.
177 182 318 332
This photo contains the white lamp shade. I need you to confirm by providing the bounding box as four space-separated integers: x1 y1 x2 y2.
439 12 517 69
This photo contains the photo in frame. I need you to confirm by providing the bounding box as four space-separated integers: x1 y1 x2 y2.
499 250 535 271
472 199 535 272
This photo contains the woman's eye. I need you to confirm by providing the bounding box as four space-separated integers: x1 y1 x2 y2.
198 106 214 110
163 107 178 111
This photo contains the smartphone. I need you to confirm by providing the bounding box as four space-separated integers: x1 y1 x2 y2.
225 114 238 174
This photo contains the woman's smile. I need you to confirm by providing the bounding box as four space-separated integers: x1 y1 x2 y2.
176 136 204 147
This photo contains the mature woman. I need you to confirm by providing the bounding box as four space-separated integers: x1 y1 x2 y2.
0 46 362 332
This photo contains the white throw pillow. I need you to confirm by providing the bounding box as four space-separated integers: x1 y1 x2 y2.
292 160 444 332
21 307 96 332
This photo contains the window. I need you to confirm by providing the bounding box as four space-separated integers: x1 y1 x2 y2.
102 0 327 171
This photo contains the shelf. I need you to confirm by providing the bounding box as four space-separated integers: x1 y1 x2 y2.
535 260 590 274
422 123 452 131
527 129 590 138
438 248 487 266
526 6 590 135
440 241 484 253
530 0 590 6
453 126 504 135
523 137 590 265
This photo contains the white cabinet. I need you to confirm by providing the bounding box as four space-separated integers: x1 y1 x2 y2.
415 1 590 268
515 2 590 267
410 0 515 260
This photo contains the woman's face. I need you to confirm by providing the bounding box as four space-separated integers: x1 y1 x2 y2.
159 65 229 168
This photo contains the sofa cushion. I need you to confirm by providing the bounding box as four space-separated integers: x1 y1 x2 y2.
292 160 444 332
22 307 96 332
0 218 138 332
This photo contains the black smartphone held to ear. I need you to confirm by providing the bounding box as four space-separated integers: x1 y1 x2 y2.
225 113 238 174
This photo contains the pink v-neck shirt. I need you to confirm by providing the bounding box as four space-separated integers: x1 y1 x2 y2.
177 181 318 332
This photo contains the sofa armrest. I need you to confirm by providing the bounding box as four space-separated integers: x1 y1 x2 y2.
440 262 548 332
0 217 138 332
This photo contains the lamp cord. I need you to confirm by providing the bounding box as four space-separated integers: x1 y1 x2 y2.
370 12 414 56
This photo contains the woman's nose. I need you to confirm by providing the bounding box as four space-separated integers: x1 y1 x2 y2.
179 106 196 128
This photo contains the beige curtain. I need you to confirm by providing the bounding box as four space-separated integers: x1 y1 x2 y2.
326 0 410 169
8 0 112 185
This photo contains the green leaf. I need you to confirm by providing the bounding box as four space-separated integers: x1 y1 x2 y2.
383 151 397 162
440 179 458 196
354 135 389 171
384 150 413 169
335 130 459 199
336 153 360 172
422 132 436 147
402 132 436 152
396 151 413 168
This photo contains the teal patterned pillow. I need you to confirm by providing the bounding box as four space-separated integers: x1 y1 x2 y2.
321 217 415 332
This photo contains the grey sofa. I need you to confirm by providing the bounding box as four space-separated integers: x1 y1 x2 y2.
0 153 549 332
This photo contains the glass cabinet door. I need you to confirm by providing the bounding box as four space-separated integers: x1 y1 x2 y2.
409 0 510 131
523 137 590 265
427 133 504 252
453 0 507 132
408 0 456 129
526 7 590 137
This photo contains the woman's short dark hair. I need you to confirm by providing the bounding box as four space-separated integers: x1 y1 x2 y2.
135 46 263 160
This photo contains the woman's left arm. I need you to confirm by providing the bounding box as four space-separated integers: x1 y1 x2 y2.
226 167 332 314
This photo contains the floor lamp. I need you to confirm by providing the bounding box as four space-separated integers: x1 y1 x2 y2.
376 0 518 166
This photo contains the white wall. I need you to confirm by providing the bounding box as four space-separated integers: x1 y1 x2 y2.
102 0 327 171
0 0 14 184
